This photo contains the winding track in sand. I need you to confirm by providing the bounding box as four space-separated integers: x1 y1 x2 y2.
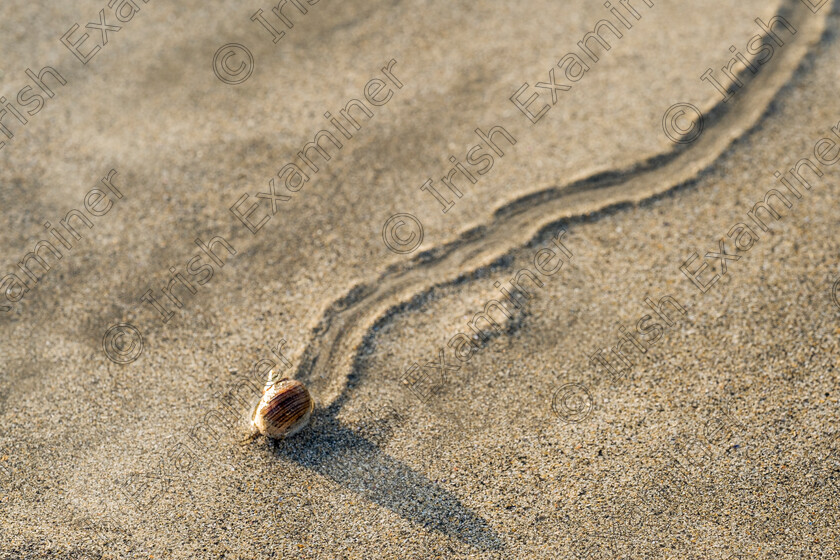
293 0 831 412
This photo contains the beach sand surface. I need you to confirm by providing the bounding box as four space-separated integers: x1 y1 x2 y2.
2 0 840 558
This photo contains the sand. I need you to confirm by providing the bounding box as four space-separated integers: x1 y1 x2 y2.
2 0 840 558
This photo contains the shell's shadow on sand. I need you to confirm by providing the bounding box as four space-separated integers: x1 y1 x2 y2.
268 409 504 552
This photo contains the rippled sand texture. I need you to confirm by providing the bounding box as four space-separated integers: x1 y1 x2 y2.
2 0 840 558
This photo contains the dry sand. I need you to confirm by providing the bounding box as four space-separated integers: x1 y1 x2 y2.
2 0 840 558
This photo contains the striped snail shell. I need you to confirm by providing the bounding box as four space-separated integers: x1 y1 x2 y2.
251 377 314 439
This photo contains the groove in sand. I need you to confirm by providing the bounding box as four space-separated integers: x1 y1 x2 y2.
293 0 830 413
